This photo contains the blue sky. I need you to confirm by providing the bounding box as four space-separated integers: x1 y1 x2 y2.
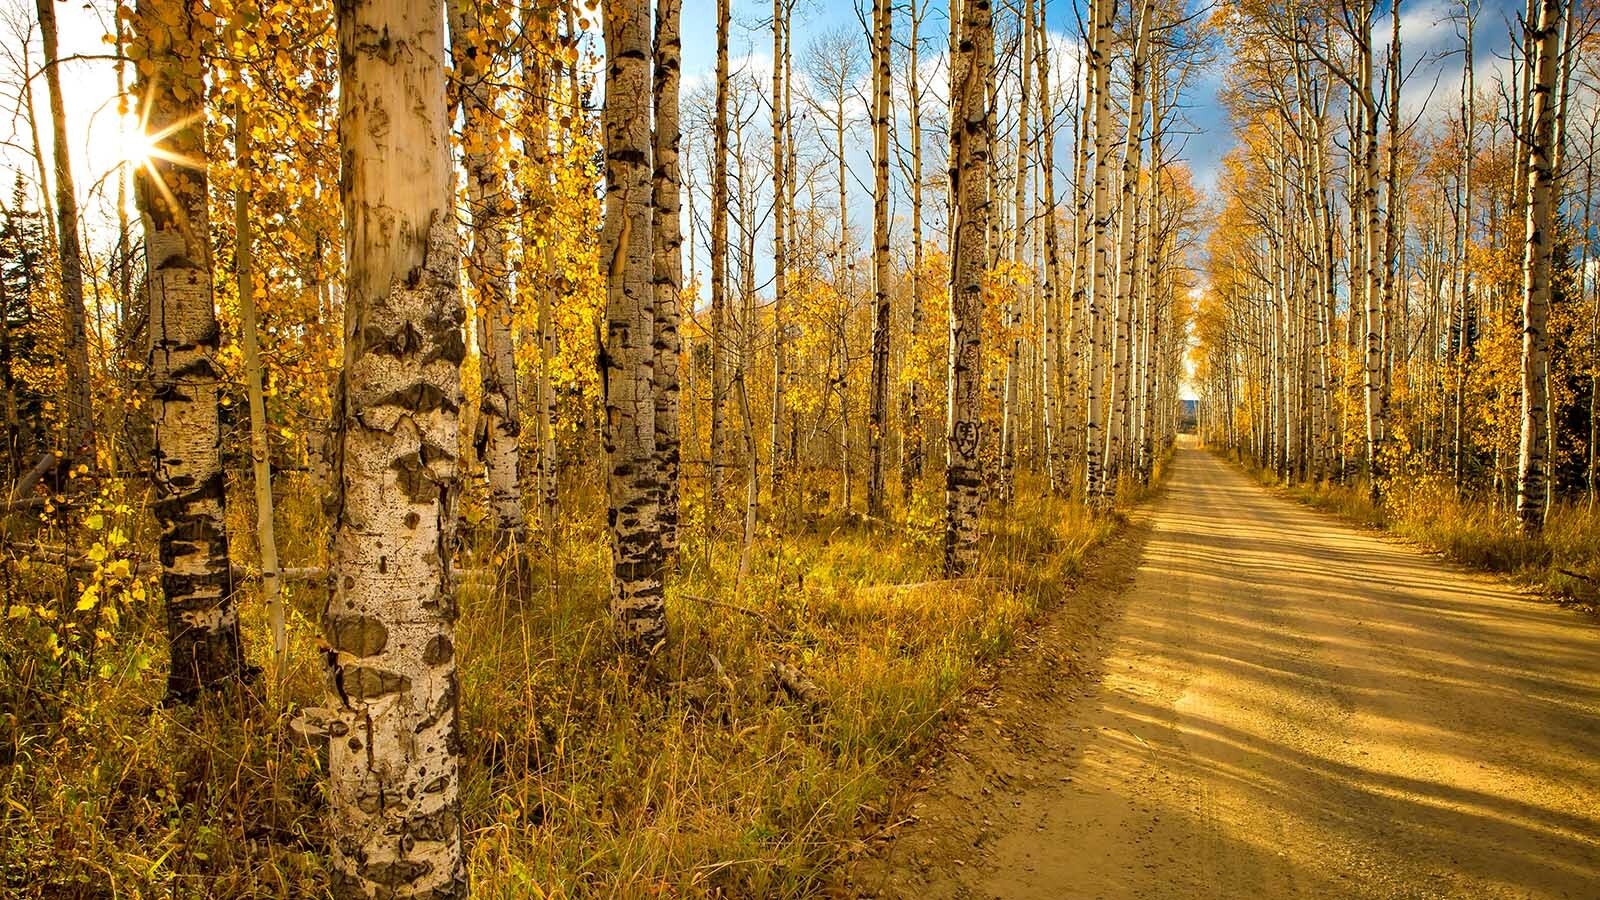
660 0 1521 259
12 0 1527 267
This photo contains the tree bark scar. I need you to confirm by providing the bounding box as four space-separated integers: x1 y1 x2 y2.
610 212 632 282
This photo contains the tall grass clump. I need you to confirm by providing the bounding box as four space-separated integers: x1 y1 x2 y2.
2 464 1135 898
1228 449 1599 614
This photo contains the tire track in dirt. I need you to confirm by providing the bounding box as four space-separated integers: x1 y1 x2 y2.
844 439 1600 899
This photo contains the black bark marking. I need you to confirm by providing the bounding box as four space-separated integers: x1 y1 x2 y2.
344 665 412 700
328 614 389 657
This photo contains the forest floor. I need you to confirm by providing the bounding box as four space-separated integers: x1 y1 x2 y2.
841 437 1600 899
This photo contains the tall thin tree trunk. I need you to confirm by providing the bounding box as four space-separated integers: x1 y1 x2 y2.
710 0 731 519
769 0 788 503
835 69 855 513
1139 63 1163 480
1377 0 1402 492
1516 0 1562 536
1064 45 1094 493
1036 0 1062 495
1357 0 1385 503
867 0 894 517
602 0 665 648
233 99 285 690
523 12 560 527
133 0 247 702
1084 0 1115 507
654 0 684 562
1000 0 1035 506
1105 0 1151 492
114 14 134 348
35 0 93 468
450 0 526 543
945 0 992 575
327 0 466 893
1454 0 1475 490
902 0 927 504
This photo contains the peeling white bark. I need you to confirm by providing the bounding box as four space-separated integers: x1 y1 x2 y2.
328 0 466 894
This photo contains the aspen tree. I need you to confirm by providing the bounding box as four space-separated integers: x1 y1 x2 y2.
1355 0 1386 502
233 95 286 689
132 0 248 701
1000 0 1036 505
1586 117 1599 503
711 0 732 518
601 0 666 648
654 0 684 561
1516 0 1562 536
1065 41 1095 491
867 0 893 518
518 7 563 525
901 0 928 503
1105 0 1151 490
450 0 526 544
945 0 992 575
1453 0 1476 489
1378 0 1402 487
522 9 560 526
326 0 466 892
783 1 800 484
1085 0 1117 507
1036 0 1063 494
113 14 133 342
731 77 760 576
1139 61 1165 481
31 0 92 480
769 0 789 500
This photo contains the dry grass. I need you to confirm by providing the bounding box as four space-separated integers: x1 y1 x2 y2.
1 466 1129 898
1230 452 1600 616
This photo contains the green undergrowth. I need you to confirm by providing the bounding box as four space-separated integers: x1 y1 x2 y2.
1 466 1139 898
1228 450 1600 616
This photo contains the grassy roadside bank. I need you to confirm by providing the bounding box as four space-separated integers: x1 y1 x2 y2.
1217 448 1600 617
2 463 1168 898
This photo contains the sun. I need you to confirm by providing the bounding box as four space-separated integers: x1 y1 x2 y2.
115 119 157 169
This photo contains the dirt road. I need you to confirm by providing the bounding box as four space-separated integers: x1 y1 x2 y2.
848 442 1600 899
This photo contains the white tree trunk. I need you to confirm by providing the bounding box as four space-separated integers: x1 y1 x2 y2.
450 0 526 543
768 0 789 501
1035 0 1062 495
867 0 893 517
602 0 665 648
327 0 466 892
999 0 1035 506
233 101 286 689
1084 0 1115 507
710 0 732 518
133 0 247 702
945 0 992 575
35 0 93 460
654 0 685 561
1517 0 1562 535
1104 1 1150 491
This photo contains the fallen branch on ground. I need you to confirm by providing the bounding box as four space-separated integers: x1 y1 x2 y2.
679 593 778 627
